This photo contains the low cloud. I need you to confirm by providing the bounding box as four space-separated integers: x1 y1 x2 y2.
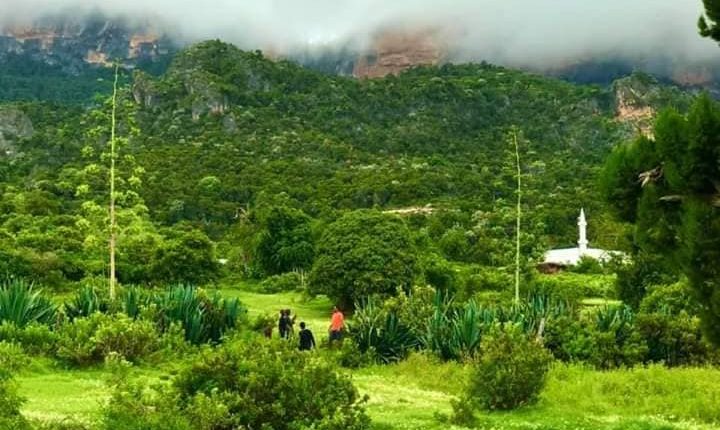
0 0 717 69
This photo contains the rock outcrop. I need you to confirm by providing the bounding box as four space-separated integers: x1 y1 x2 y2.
0 107 34 157
0 16 173 74
353 30 444 79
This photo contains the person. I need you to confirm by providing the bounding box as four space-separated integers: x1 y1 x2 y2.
328 306 345 345
278 309 290 339
298 321 316 351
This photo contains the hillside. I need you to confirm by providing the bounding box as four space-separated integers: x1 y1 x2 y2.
0 40 692 287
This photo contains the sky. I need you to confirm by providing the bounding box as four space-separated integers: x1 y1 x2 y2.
0 0 717 68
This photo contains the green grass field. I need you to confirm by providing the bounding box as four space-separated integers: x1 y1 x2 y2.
16 289 720 430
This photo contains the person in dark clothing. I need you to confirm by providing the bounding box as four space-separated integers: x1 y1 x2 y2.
298 322 316 351
278 309 290 339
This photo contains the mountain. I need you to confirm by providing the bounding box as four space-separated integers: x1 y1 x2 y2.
1 15 718 105
0 40 693 286
0 15 174 103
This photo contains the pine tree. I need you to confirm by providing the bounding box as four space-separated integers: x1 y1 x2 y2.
699 0 720 42
602 94 720 345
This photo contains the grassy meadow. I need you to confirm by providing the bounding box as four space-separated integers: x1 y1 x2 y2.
14 287 720 430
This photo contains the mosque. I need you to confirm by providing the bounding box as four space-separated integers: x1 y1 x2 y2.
539 209 620 273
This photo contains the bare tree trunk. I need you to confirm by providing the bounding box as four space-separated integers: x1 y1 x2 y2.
109 64 119 301
512 130 522 304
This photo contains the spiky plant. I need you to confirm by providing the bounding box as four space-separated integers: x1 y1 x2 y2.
64 286 110 321
0 279 56 328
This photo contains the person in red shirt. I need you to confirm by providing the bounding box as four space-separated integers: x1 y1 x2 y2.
329 306 345 345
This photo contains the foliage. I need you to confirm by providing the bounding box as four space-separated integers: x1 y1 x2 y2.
459 325 552 411
254 205 315 275
104 338 371 430
0 322 57 355
350 299 418 364
309 210 417 309
154 285 245 344
56 313 160 365
602 94 720 344
0 341 30 430
0 278 57 328
258 271 303 294
64 285 110 321
93 313 159 363
151 229 220 285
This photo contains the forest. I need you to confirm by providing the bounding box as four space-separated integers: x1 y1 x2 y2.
0 13 718 430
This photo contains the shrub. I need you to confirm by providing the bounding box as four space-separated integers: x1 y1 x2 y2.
64 285 110 321
420 254 456 292
258 272 302 294
592 305 647 369
55 313 107 365
94 314 160 363
309 210 417 310
0 342 30 430
104 339 371 430
0 322 57 355
57 313 160 365
154 285 245 345
350 299 417 364
0 278 56 327
460 325 552 411
636 311 708 366
639 280 700 315
458 267 513 298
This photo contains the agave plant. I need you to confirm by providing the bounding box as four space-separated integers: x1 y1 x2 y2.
0 278 57 327
155 285 245 345
351 298 417 363
121 286 154 319
448 300 483 359
64 285 110 321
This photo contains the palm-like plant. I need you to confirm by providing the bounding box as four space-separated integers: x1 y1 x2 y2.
65 285 110 321
0 279 56 327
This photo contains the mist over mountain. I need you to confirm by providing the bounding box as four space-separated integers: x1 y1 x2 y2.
1 1 719 88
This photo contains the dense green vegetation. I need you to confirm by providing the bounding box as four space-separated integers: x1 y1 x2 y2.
0 40 692 292
0 36 718 430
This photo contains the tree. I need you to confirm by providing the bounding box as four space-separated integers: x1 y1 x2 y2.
699 0 720 42
309 210 417 309
602 94 720 345
152 228 220 285
254 206 315 276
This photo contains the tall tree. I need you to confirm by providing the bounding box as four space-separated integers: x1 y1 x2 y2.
602 94 720 345
699 0 720 41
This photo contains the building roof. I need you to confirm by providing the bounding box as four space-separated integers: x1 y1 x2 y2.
542 247 614 266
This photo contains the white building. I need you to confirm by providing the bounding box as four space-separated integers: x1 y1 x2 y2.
541 209 618 269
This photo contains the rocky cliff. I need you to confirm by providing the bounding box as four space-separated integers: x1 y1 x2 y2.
353 30 445 78
0 16 173 74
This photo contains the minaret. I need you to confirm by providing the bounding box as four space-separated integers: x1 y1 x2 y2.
578 208 588 253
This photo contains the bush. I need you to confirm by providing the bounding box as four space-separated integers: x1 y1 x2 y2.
350 299 417 364
56 313 160 365
636 311 708 366
56 314 105 365
459 325 552 411
64 285 110 321
154 285 245 345
94 314 159 363
258 272 303 294
309 210 417 310
103 338 371 430
639 280 700 315
0 322 57 355
0 342 30 430
0 278 56 327
459 267 513 298
592 305 647 369
420 254 456 292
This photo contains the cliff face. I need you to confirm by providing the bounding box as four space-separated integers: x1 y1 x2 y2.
0 17 172 74
353 30 444 78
